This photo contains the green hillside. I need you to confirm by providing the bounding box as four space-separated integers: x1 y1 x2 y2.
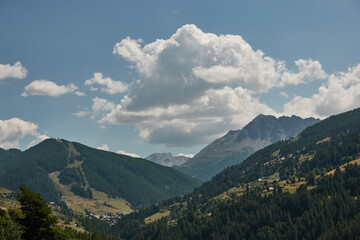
0 148 22 175
96 107 360 239
195 107 360 199
0 139 200 210
73 142 200 207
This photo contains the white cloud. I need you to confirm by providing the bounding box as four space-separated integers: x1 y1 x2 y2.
84 24 355 147
116 150 140 158
281 59 328 85
73 111 90 118
74 91 86 96
100 86 275 146
283 64 360 118
113 37 144 63
176 153 194 158
97 144 109 151
112 24 286 111
0 118 38 149
27 134 50 149
99 24 323 146
22 80 78 97
92 97 115 114
0 61 28 80
280 91 289 98
85 72 128 94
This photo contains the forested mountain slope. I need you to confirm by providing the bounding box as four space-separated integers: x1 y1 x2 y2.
0 139 200 209
178 114 319 181
0 148 21 160
95 107 360 239
196 107 360 199
0 148 22 174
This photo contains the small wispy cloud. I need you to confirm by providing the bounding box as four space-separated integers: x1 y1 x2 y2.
85 72 128 94
22 80 78 97
74 91 86 97
116 149 140 158
176 153 194 158
73 111 90 118
280 91 289 98
97 144 109 151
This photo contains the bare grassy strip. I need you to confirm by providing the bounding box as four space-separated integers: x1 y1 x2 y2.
316 137 331 144
0 187 20 210
49 171 71 196
67 160 83 168
63 194 131 215
49 171 132 215
67 142 80 156
326 158 360 175
56 220 86 233
145 209 171 224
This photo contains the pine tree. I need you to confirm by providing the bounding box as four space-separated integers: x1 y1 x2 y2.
17 184 58 240
0 209 22 240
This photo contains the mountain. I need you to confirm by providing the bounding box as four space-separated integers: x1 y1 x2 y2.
0 148 22 175
0 148 10 161
0 139 200 211
0 148 21 160
100 107 360 239
178 114 319 181
145 153 190 167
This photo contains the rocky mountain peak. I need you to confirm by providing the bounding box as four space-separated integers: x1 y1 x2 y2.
145 152 190 167
178 114 320 181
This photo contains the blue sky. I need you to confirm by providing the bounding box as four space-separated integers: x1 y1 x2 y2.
0 0 359 157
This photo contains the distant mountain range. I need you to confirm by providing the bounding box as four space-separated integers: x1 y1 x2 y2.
177 114 320 181
145 153 190 167
0 139 200 211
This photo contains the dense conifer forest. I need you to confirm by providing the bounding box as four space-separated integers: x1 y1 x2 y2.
78 108 360 239
111 165 360 239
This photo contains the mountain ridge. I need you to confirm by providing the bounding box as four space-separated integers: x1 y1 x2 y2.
145 152 190 167
178 114 320 181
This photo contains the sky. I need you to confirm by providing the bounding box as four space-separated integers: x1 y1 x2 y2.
0 0 360 158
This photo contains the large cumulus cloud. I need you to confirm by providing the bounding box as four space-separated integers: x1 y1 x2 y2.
93 24 345 147
112 24 284 111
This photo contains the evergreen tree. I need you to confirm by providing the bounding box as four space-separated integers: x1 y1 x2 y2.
17 184 58 240
0 209 22 240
